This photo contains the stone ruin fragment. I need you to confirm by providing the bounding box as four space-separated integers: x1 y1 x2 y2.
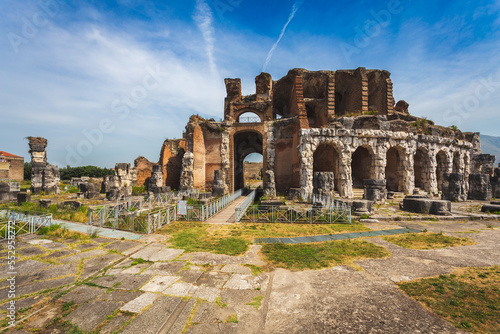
28 137 60 195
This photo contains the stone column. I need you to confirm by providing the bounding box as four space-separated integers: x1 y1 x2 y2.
403 151 415 195
338 148 353 198
180 152 194 191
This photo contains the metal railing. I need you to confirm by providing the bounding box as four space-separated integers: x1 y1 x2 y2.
88 190 200 226
177 188 244 222
235 189 257 222
0 210 53 238
238 205 350 224
238 117 261 123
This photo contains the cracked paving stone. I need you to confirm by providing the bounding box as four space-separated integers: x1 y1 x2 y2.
93 274 153 290
140 275 180 293
120 292 160 313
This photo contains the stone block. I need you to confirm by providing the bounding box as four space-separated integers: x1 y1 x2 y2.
441 173 467 202
313 172 335 197
288 188 302 200
402 197 451 215
363 179 386 204
17 192 31 206
468 174 492 201
481 204 500 213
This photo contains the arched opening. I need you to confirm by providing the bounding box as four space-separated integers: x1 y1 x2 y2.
452 152 461 174
436 151 448 192
238 112 261 123
414 148 431 192
351 146 373 188
313 144 340 192
243 153 263 188
386 147 404 192
234 131 263 191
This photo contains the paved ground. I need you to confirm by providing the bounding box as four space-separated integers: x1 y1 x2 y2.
0 218 499 333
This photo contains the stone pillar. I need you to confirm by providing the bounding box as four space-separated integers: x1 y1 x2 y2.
180 152 194 191
363 179 387 204
264 170 276 197
403 151 415 195
148 165 164 194
212 170 227 197
28 137 47 194
313 172 335 197
428 151 439 196
339 148 353 198
42 166 60 195
442 173 467 202
468 174 492 201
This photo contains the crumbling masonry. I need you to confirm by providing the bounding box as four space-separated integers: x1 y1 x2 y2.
135 68 496 201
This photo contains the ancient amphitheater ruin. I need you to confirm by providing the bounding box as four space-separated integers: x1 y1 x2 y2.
135 67 499 204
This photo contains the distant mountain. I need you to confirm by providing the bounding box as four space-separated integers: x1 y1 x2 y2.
481 134 500 166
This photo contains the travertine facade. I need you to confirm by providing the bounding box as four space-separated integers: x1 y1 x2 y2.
143 68 488 201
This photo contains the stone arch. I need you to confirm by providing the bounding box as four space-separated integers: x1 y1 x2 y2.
234 109 264 123
351 145 375 188
386 146 405 192
436 150 448 192
233 130 263 190
414 147 431 192
313 143 340 192
237 112 261 123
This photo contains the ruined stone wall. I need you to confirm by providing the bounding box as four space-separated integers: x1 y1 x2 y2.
159 139 185 190
134 156 155 186
28 137 60 194
298 127 472 199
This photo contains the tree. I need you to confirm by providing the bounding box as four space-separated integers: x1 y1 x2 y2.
24 162 31 180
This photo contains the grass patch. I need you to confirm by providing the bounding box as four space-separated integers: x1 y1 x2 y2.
161 222 250 256
261 239 390 270
215 296 227 308
246 295 264 310
0 201 89 223
399 266 500 333
383 232 475 250
224 314 238 323
243 264 263 276
38 225 90 240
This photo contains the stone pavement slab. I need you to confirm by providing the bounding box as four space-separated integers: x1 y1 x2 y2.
167 298 197 334
221 264 252 275
142 261 186 275
162 282 195 297
192 286 220 302
223 274 261 290
140 275 180 293
120 296 182 334
93 274 153 290
195 272 230 289
66 300 122 331
120 292 160 314
178 269 204 284
131 244 184 261
104 240 141 253
61 285 105 304
59 249 108 263
16 246 48 257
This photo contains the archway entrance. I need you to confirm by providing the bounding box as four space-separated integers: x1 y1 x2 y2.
243 153 263 188
386 147 404 192
414 148 431 192
436 151 448 192
234 131 263 191
313 144 340 191
351 146 373 188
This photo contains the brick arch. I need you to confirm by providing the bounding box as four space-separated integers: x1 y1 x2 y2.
232 130 264 190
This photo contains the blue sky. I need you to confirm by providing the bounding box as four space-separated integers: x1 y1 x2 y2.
1 0 499 167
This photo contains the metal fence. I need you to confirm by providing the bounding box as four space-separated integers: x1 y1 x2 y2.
238 117 261 123
96 204 178 234
88 190 199 226
237 205 350 224
177 188 244 222
235 192 352 224
235 189 257 222
0 210 53 238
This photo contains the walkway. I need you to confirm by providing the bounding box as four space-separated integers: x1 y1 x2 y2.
205 194 249 224
255 227 421 244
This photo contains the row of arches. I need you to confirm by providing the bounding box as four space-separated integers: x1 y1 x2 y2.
312 143 469 194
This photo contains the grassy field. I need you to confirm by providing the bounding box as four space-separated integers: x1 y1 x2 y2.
383 232 475 250
261 240 390 270
399 266 500 333
160 221 370 256
0 201 89 223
